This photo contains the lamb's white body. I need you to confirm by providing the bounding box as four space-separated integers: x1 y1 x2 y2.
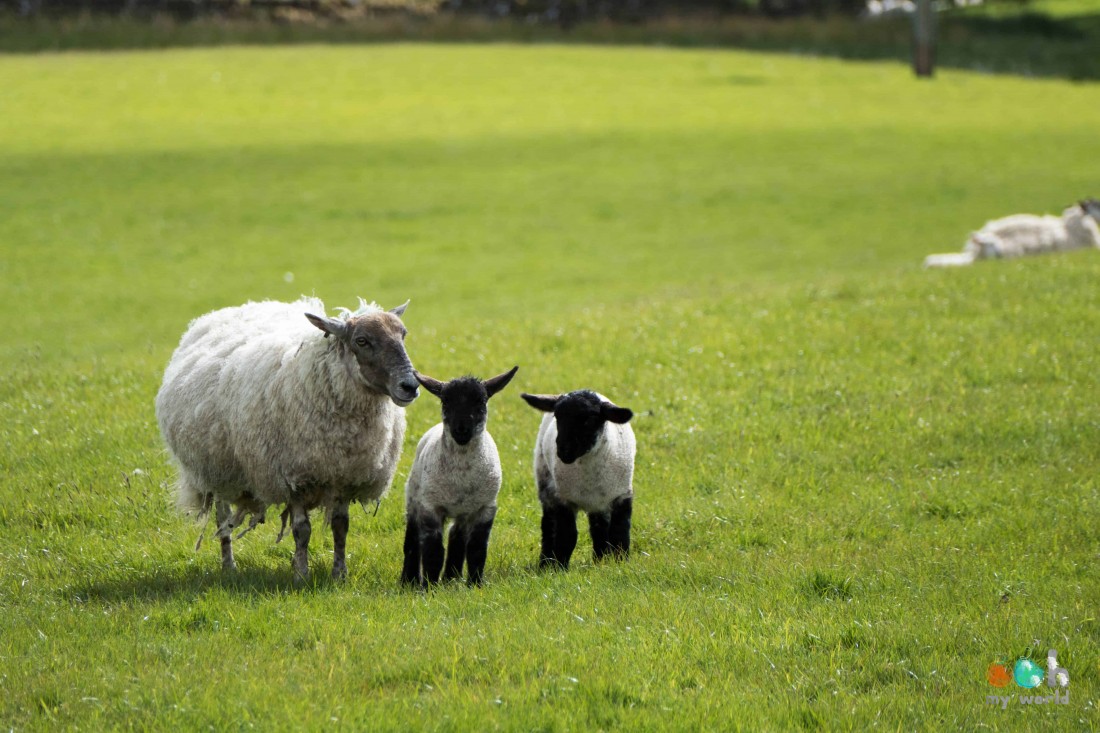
924 205 1100 268
405 423 501 525
534 397 635 514
156 297 406 523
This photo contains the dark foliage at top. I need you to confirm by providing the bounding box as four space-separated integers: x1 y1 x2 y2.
0 0 888 22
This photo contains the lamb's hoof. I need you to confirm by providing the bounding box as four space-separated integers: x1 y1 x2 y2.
332 564 347 582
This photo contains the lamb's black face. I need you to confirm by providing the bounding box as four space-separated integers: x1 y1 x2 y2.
521 389 635 465
438 377 488 447
553 391 610 465
419 367 518 447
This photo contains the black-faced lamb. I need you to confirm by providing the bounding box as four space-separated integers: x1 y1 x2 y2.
924 199 1100 268
520 390 635 570
401 366 519 587
155 297 419 581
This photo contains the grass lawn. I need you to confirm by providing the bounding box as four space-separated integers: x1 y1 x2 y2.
1 43 1098 730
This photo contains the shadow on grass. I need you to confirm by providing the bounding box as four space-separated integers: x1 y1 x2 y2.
70 549 610 603
1 10 1098 81
72 563 331 602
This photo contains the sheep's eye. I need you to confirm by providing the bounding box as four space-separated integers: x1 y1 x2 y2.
355 336 371 348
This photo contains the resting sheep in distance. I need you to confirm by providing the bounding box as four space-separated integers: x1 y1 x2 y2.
521 390 635 570
402 366 519 587
156 297 418 581
924 199 1100 268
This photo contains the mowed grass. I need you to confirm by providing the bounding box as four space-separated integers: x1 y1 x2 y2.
1 45 1098 730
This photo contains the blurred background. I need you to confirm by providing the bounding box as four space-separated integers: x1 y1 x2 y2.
2 0 1098 80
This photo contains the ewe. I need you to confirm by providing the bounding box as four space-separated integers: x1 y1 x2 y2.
402 366 518 587
924 199 1100 268
156 297 418 581
521 390 635 570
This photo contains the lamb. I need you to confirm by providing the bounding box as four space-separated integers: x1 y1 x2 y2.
924 199 1100 268
520 390 635 570
401 366 518 587
155 296 419 581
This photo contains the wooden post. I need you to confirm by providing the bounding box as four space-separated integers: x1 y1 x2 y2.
913 0 935 78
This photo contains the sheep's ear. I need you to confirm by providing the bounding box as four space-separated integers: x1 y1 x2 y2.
415 372 445 398
601 402 634 424
389 300 410 318
521 393 560 412
483 366 519 399
305 313 346 340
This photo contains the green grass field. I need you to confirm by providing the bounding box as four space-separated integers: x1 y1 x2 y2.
1 43 1098 730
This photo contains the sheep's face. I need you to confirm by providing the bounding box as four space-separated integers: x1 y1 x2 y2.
521 390 633 465
1080 198 1100 221
306 303 419 406
417 367 519 447
435 378 488 446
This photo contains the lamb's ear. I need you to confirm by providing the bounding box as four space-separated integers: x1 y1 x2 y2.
521 393 561 412
389 300 410 318
601 402 634 424
415 372 445 398
305 313 346 340
483 366 519 399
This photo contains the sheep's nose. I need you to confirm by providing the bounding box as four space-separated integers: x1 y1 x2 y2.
399 378 419 397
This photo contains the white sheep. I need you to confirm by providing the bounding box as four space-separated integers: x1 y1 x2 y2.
155 296 419 581
401 366 518 587
520 390 635 570
924 199 1100 268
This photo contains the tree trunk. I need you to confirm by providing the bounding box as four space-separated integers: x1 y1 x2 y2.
913 0 936 78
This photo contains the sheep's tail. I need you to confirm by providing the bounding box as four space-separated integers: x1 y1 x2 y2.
923 251 976 268
172 469 219 551
174 469 213 517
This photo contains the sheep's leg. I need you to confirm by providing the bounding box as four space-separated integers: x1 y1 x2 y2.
923 251 975 268
443 522 466 582
216 500 236 571
290 503 311 583
607 496 632 559
538 502 557 569
331 501 349 581
588 510 612 562
400 513 422 586
464 507 496 587
552 505 578 570
418 513 445 586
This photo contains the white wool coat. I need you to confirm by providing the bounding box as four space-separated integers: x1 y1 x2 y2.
156 297 406 517
965 206 1100 259
925 205 1100 267
405 424 501 523
534 399 635 514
